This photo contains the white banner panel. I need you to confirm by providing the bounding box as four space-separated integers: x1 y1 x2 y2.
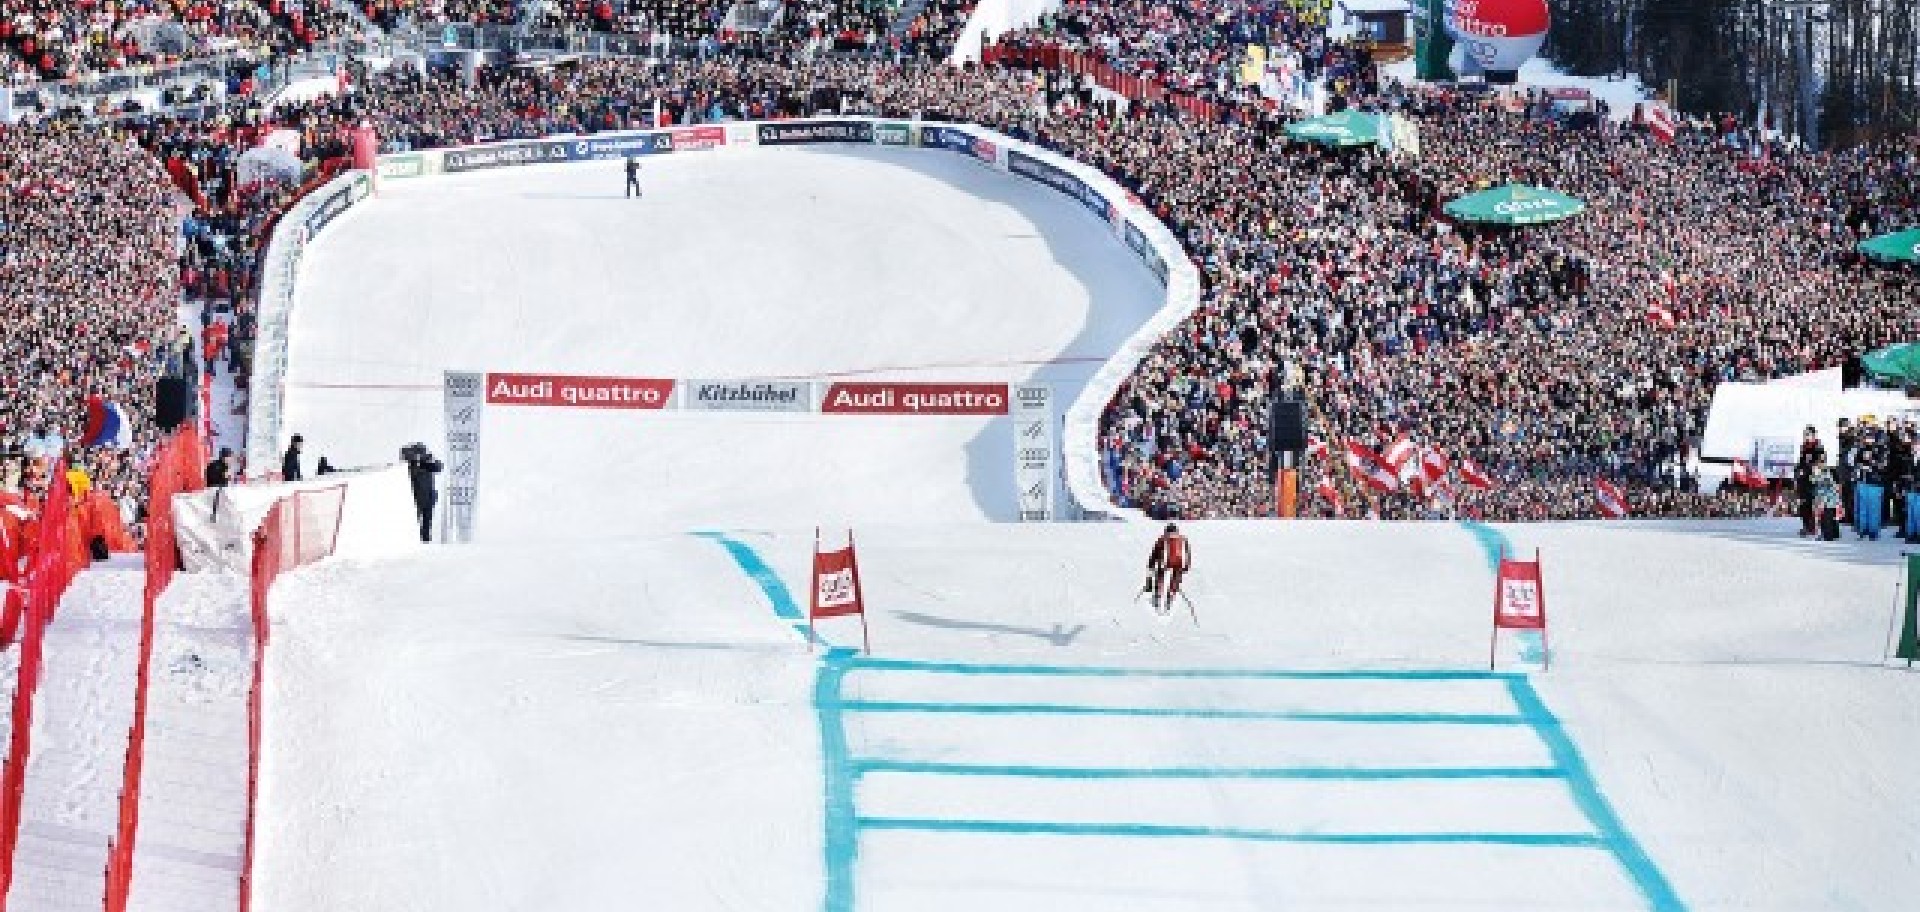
680 379 814 412
443 370 484 543
1012 383 1056 521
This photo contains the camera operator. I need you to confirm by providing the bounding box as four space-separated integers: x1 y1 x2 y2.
402 443 443 543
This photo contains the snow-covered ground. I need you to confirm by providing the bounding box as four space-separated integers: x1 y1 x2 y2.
241 146 1920 911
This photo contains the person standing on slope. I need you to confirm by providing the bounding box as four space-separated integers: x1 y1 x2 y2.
1147 523 1191 611
625 155 642 199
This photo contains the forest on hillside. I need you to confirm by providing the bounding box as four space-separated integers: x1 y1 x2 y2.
1543 0 1918 144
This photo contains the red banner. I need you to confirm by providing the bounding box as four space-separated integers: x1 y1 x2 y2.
820 382 1009 416
671 126 727 150
809 530 870 652
1493 556 1547 630
485 373 674 409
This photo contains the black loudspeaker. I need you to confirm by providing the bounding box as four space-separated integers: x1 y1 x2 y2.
1269 397 1308 453
155 376 189 432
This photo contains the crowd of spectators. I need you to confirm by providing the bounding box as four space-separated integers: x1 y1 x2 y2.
0 0 358 85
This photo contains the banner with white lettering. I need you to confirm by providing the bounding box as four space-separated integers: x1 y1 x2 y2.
1011 383 1055 521
442 370 484 543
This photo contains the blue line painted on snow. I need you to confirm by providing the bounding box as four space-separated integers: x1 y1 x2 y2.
1507 678 1686 912
692 532 857 912
693 531 804 620
839 700 1528 725
851 760 1564 780
814 655 859 912
1459 520 1513 573
855 817 1609 847
848 656 1520 681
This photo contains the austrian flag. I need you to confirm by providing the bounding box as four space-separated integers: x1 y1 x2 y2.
1345 441 1400 493
1459 458 1495 490
1315 476 1344 516
1594 478 1630 519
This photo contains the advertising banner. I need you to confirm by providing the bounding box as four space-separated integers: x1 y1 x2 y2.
377 153 424 179
442 370 484 544
820 382 1009 416
967 136 1000 166
681 379 813 412
874 122 915 146
671 126 728 150
1123 220 1170 285
755 120 875 146
1007 150 1112 221
1011 383 1055 521
302 173 369 236
919 125 975 153
484 372 675 409
565 131 674 160
443 139 577 173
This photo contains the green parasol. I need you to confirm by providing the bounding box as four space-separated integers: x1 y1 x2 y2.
1861 342 1920 386
1443 184 1587 226
1858 227 1920 264
1283 111 1382 148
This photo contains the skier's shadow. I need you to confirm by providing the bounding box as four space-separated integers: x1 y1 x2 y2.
891 611 1086 647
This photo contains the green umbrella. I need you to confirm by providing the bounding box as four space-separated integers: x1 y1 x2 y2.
1283 111 1381 148
1443 184 1588 226
1858 227 1920 264
1861 342 1920 386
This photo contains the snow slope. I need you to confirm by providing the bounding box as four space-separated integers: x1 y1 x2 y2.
249 140 1920 911
282 146 1162 529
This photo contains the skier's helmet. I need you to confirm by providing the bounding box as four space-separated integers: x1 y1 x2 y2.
1164 523 1179 535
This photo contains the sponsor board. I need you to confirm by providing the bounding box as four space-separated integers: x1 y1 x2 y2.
968 136 999 165
1011 383 1056 521
1006 150 1113 221
919 125 975 153
671 125 727 151
378 153 424 179
442 139 575 173
755 120 875 146
874 122 914 146
302 174 369 237
821 381 1009 416
442 370 484 543
1123 219 1170 286
681 379 813 412
568 131 673 160
485 372 674 409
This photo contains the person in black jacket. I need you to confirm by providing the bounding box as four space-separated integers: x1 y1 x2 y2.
625 156 642 198
402 443 443 543
282 434 304 482
205 448 234 487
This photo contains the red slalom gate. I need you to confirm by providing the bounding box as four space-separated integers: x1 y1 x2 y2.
0 462 82 911
103 430 206 912
1489 549 1550 669
239 484 346 912
809 529 871 653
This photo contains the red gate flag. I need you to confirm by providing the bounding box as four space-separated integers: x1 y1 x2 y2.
1490 549 1551 669
1594 478 1630 518
809 529 871 652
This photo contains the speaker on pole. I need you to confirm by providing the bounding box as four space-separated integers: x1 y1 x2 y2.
154 376 189 432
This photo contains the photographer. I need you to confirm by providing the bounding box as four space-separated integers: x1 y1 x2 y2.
402 443 443 543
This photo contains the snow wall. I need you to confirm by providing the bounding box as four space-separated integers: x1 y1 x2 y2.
173 465 421 574
329 118 1200 520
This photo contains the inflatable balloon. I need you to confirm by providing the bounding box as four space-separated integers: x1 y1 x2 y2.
1444 0 1549 75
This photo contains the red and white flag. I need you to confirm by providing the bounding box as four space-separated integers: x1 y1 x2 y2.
1730 458 1767 488
1644 101 1678 143
1383 434 1417 471
1345 441 1400 493
1419 447 1451 486
1459 458 1495 490
1306 437 1329 462
1315 476 1344 516
1594 479 1630 519
1647 300 1677 328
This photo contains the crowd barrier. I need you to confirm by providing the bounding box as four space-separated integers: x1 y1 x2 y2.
239 483 348 912
102 430 206 912
0 464 84 910
369 117 1201 518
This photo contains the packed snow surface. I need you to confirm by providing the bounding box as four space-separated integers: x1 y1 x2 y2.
242 143 1920 912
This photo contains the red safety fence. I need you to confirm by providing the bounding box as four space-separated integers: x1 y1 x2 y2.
979 41 1226 124
0 462 82 911
102 430 207 912
239 484 346 912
